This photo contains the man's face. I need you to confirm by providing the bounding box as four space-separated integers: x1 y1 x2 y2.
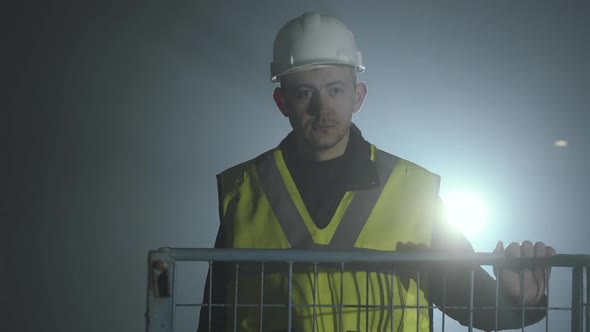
276 66 365 157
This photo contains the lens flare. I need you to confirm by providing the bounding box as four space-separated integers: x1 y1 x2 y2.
441 191 488 238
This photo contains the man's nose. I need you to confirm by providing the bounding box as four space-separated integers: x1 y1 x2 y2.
308 91 328 116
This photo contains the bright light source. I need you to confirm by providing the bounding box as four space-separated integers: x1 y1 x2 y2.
441 191 488 238
554 140 568 147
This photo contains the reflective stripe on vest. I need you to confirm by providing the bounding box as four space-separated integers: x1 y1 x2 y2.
254 148 397 249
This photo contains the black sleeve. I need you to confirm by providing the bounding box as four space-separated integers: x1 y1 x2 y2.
197 175 230 332
427 199 547 331
197 225 230 332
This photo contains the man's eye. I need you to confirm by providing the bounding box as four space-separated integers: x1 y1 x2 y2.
329 88 344 95
296 89 313 98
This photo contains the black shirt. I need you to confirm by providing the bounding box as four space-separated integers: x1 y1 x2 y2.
280 124 375 229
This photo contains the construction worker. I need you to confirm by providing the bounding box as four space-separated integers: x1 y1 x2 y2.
197 12 555 332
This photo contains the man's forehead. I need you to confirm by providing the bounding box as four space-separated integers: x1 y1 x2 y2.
282 66 355 86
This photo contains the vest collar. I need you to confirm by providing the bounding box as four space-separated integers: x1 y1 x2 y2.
279 123 379 191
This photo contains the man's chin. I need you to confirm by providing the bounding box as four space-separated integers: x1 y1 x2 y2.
307 139 337 151
300 130 345 151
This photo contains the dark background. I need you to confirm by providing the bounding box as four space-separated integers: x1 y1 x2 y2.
6 1 589 331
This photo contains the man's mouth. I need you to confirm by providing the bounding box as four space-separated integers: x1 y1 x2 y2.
312 123 335 130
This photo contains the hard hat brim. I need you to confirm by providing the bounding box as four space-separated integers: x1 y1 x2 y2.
271 63 365 83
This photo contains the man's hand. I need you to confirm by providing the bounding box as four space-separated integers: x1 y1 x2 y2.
494 241 556 305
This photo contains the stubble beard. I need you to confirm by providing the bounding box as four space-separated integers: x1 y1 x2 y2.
302 120 349 152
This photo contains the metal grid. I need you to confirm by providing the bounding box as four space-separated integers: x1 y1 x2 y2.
145 248 590 332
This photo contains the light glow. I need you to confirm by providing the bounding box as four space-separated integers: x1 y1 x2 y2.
441 191 488 238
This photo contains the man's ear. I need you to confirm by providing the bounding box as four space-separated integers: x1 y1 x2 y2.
273 87 289 117
353 81 368 114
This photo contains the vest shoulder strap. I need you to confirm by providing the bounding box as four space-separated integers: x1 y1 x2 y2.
328 148 398 248
217 149 273 195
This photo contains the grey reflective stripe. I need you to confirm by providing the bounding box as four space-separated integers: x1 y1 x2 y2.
329 150 398 248
255 149 397 249
255 151 318 249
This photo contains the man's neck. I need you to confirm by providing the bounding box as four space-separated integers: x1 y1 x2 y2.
296 132 350 161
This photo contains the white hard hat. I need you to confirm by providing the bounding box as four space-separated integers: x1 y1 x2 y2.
270 12 365 83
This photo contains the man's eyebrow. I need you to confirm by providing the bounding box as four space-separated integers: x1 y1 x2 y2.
292 80 347 89
326 80 347 87
292 83 316 89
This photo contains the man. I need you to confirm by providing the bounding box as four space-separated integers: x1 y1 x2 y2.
198 12 555 332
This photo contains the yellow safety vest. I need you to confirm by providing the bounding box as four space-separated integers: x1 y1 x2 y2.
217 144 440 332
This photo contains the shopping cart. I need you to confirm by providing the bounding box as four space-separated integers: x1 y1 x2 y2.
145 248 589 332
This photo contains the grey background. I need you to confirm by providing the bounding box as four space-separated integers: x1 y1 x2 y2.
6 1 589 331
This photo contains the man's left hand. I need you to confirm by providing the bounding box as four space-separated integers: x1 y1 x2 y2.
494 241 556 305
